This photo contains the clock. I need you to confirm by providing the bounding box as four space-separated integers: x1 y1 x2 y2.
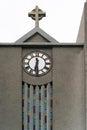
23 50 52 76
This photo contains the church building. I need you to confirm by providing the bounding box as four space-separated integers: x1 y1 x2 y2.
0 2 87 130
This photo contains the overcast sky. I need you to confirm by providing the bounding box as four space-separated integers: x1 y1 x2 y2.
0 0 86 43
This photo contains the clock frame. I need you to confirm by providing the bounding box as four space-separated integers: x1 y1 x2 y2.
22 50 52 77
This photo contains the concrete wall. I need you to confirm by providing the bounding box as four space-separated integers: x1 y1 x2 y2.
85 2 87 42
84 2 87 129
0 47 22 130
53 47 85 130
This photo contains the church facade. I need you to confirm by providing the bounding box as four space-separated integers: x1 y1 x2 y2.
0 2 87 130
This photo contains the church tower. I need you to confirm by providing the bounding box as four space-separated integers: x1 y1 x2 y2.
0 3 87 130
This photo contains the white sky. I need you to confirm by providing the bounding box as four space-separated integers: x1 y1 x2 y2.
0 0 86 43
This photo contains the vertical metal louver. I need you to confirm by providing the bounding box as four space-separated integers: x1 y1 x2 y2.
22 82 53 130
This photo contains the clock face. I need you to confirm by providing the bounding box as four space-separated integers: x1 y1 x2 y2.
23 50 52 76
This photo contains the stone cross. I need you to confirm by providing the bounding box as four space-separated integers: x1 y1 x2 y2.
28 6 46 27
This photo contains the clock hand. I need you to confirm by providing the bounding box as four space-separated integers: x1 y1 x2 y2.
34 58 39 75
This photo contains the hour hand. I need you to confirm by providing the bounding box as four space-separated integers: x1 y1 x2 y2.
34 58 39 75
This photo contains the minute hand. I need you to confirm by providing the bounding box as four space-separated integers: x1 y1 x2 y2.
34 58 39 75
